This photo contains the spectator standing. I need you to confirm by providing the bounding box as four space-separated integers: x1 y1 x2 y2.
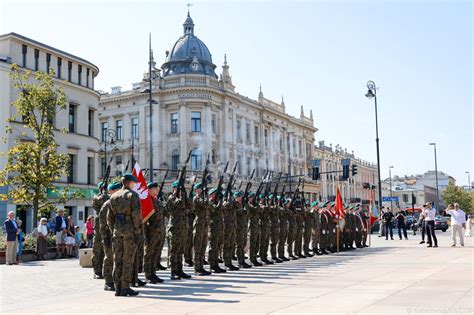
37 218 48 260
446 203 466 247
17 219 24 262
65 216 76 257
3 211 20 265
378 209 386 237
423 202 438 247
85 215 94 248
382 209 394 240
465 215 472 237
395 209 408 240
75 226 84 252
55 209 67 258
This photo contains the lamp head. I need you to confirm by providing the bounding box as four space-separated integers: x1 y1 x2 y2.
429 142 436 146
365 89 375 100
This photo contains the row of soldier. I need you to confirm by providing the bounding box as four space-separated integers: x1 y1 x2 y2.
91 161 370 297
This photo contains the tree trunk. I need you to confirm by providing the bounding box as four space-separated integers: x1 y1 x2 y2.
33 195 39 228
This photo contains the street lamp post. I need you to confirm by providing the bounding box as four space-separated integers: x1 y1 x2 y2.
365 81 383 211
389 166 394 210
466 171 471 191
429 143 440 212
103 129 116 177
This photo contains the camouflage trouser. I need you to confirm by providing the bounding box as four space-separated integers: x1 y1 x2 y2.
218 224 224 261
248 218 260 262
184 214 195 263
102 242 113 284
143 222 160 278
303 219 313 253
223 220 236 265
92 218 104 275
270 220 279 258
320 223 329 250
259 221 270 260
287 215 296 257
137 241 144 273
112 231 135 289
154 223 165 268
167 219 187 274
208 219 223 267
312 226 321 251
294 214 304 255
278 217 288 258
193 222 208 271
235 216 248 264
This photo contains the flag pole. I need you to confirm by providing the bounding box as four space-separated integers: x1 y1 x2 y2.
336 184 340 253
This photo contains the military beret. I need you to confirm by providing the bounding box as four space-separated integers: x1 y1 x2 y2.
258 194 265 199
233 191 243 198
147 181 158 189
108 182 122 191
284 198 291 204
193 182 202 190
248 192 256 197
122 173 137 182
208 187 218 195
268 194 274 199
311 201 319 207
171 180 180 188
330 202 335 207
277 196 282 200
97 181 104 189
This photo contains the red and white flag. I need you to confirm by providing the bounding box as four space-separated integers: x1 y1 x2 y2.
132 162 155 223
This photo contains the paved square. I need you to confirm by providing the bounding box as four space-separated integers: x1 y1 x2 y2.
1 232 472 315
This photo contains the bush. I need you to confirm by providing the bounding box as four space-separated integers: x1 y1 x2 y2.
1 233 56 252
0 234 5 251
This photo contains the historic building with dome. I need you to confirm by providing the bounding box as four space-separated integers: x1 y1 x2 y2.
98 13 319 196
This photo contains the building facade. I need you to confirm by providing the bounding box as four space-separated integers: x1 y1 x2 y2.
0 33 100 232
98 14 319 195
313 140 379 205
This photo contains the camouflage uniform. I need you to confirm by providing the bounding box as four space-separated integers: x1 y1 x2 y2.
107 187 142 291
99 199 113 285
359 210 369 246
235 201 248 266
193 196 209 272
286 207 297 258
303 206 313 255
222 200 237 267
143 197 161 279
269 203 280 260
311 208 321 252
184 197 195 264
247 202 261 263
92 193 108 276
319 209 330 252
166 194 188 276
154 199 167 269
277 205 288 259
258 203 271 261
294 207 304 257
208 202 223 268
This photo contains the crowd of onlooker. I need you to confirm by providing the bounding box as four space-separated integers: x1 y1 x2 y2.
3 210 96 265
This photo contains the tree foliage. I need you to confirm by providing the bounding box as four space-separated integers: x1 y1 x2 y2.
0 65 82 226
442 182 473 214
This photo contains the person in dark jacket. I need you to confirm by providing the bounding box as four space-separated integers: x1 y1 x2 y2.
54 209 67 258
4 211 20 265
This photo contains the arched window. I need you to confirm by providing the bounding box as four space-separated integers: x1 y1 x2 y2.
191 148 202 170
171 150 180 170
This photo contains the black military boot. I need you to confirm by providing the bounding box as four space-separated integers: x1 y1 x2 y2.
261 258 274 265
272 257 283 263
104 282 115 291
179 271 192 279
114 285 121 297
94 272 103 279
304 252 314 257
232 255 238 260
146 275 164 284
119 288 139 297
218 258 224 263
279 256 290 262
185 260 194 267
211 265 227 273
298 253 306 259
239 261 252 268
225 264 240 271
251 260 263 267
157 263 167 270
136 278 147 287
203 260 209 265
170 272 182 280
195 269 212 276
289 255 298 260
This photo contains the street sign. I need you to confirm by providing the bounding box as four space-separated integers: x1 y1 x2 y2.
383 196 399 202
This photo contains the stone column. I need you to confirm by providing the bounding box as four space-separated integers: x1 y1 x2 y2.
179 101 187 161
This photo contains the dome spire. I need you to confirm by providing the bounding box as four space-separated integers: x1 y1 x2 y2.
183 5 195 35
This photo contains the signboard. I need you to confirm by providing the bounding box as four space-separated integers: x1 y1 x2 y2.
47 186 99 199
383 196 399 202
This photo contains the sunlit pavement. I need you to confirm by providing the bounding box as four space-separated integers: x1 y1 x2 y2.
1 230 473 315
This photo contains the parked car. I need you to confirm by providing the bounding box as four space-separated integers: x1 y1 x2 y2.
405 216 416 228
434 215 448 232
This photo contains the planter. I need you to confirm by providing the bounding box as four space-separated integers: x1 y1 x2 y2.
0 247 59 264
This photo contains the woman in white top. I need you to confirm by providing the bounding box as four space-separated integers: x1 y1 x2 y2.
36 217 49 260
465 215 472 237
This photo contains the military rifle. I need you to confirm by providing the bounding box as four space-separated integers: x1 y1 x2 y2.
158 169 169 200
271 172 282 204
253 170 269 206
262 171 274 205
188 174 199 199
176 150 192 197
242 168 255 206
200 153 211 200
301 179 306 207
214 161 229 205
289 177 302 208
278 184 286 207
224 161 239 201
102 156 114 193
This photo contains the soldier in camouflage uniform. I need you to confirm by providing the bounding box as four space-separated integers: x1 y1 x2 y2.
107 173 143 297
319 202 330 255
222 191 239 271
234 191 251 268
184 191 195 267
143 182 164 284
167 181 191 280
208 188 226 273
155 194 167 271
258 195 273 265
269 195 282 263
303 201 314 257
286 198 298 260
311 201 322 255
99 182 122 291
92 182 108 279
192 183 211 275
277 197 290 261
359 206 369 247
247 193 262 266
294 201 305 258
327 203 337 253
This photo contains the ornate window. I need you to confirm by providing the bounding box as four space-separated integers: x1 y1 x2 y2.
191 112 201 132
171 150 180 170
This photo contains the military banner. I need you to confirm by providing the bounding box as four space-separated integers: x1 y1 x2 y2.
132 162 155 223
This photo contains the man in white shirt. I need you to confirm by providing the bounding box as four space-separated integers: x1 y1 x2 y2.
446 203 466 246
422 203 438 247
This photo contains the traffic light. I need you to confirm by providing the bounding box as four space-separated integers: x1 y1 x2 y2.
312 166 320 180
342 165 350 180
351 164 358 176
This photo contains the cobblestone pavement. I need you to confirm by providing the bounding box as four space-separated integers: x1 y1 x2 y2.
1 230 473 315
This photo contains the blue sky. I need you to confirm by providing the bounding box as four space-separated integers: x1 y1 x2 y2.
1 0 472 184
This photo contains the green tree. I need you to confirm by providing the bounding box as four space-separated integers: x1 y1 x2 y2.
0 64 82 227
442 182 473 213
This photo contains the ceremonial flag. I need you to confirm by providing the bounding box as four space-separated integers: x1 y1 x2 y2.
369 189 378 226
132 162 155 223
335 186 345 219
